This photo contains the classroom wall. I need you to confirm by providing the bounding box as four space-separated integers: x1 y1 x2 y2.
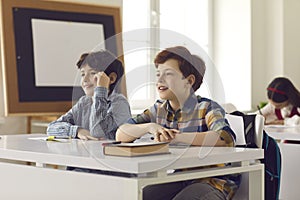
253 0 300 107
0 0 122 134
212 0 252 110
212 0 300 110
283 0 300 89
251 0 284 108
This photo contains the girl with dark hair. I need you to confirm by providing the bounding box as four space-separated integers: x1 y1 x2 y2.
259 77 300 125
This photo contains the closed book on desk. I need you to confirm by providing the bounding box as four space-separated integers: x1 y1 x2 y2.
103 142 169 157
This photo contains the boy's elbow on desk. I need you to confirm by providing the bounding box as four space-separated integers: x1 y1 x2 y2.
116 127 135 142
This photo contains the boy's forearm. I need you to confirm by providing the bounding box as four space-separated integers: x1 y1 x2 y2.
173 131 227 146
116 123 155 142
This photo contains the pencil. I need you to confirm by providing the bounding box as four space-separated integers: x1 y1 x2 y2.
257 105 263 115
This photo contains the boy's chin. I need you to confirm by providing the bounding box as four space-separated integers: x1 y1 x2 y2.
158 94 170 100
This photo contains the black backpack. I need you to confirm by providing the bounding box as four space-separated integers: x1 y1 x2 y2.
229 111 281 200
229 111 259 148
261 131 281 200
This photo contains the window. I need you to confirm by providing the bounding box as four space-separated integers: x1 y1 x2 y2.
160 0 210 98
123 0 210 113
122 1 154 113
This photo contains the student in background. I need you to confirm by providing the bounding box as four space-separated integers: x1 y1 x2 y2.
47 50 131 140
116 46 238 200
259 77 300 125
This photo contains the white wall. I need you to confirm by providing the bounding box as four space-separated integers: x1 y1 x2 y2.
251 0 284 107
0 0 122 134
213 0 300 111
252 0 300 107
212 0 251 110
283 0 300 90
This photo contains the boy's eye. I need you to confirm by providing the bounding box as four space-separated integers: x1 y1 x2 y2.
81 73 85 77
91 72 97 75
156 73 160 77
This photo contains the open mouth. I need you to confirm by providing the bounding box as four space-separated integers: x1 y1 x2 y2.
158 86 168 91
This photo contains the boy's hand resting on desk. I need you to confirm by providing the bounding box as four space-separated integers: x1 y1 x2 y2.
77 128 99 140
149 124 179 142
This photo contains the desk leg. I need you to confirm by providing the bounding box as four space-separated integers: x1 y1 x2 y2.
138 186 143 200
249 165 264 200
136 171 167 200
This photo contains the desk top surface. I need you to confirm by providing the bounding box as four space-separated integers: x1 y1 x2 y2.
0 134 264 173
265 125 300 140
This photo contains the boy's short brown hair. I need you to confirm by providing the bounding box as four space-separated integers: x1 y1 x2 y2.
76 50 124 93
154 46 205 92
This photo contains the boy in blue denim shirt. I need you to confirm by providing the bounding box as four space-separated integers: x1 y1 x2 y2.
47 50 131 140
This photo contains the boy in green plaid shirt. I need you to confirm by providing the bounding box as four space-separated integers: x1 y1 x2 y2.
117 46 239 200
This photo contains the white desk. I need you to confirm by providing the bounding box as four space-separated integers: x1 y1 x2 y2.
265 125 300 200
265 125 300 141
0 134 264 200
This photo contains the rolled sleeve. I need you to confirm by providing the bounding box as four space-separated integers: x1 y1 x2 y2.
47 122 79 138
94 86 108 99
205 103 236 146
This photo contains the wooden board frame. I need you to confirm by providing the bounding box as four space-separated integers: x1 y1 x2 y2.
0 0 123 116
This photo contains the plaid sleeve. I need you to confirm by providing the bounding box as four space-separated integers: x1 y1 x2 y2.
128 103 158 124
205 101 236 147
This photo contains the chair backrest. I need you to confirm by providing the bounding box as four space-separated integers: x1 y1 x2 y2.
229 113 265 200
222 103 237 113
225 113 264 149
254 114 264 149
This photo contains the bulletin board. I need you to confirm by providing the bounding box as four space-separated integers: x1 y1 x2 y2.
0 0 123 116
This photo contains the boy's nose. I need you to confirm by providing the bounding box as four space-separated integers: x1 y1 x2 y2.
157 75 164 83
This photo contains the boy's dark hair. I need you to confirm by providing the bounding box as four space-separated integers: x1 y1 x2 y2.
267 77 300 107
76 50 124 93
154 46 206 92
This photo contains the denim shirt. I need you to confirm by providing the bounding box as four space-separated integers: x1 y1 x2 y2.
47 87 131 139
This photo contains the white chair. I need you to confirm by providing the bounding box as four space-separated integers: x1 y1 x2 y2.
222 103 238 113
226 113 265 200
225 113 264 148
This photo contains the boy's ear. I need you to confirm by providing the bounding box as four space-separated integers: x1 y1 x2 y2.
108 72 117 84
186 74 195 86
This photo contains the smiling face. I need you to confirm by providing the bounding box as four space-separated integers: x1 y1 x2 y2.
156 59 193 107
80 65 97 97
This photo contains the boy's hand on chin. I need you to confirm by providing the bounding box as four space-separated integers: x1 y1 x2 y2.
95 71 110 89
